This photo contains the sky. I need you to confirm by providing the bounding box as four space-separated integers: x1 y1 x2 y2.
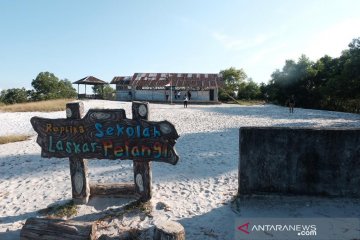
1 0 360 93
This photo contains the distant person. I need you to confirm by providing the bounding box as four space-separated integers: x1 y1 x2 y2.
184 96 188 108
187 90 192 100
288 95 295 113
174 90 178 99
177 91 181 100
165 91 169 101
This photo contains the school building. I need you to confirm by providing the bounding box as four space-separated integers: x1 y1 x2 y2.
110 73 223 103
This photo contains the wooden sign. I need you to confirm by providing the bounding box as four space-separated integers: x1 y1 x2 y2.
31 109 180 165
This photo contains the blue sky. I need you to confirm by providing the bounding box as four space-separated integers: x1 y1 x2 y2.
1 0 359 93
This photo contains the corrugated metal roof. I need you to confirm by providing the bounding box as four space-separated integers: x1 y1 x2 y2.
110 76 132 85
125 73 223 89
73 76 108 85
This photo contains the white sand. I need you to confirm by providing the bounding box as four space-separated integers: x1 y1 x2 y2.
1 100 360 239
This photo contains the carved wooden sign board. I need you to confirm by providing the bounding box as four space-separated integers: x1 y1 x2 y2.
30 101 179 204
31 108 179 165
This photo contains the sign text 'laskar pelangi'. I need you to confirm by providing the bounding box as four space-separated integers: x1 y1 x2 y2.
31 109 180 164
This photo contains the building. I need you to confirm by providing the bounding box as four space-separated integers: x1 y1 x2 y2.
111 73 223 103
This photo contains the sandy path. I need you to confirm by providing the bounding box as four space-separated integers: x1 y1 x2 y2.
1 100 360 239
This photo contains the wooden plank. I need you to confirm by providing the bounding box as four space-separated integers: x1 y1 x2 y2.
132 101 152 202
20 217 96 240
67 102 90 204
89 182 138 197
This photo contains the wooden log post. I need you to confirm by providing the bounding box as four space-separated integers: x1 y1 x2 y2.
153 219 185 240
89 182 138 198
20 217 97 240
67 102 90 204
132 101 152 202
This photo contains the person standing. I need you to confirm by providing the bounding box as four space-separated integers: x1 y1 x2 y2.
183 95 188 108
289 95 295 113
187 90 192 100
165 91 169 102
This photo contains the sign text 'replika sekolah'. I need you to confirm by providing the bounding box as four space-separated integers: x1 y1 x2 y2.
31 109 179 165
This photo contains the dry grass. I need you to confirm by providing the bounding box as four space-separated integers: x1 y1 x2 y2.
38 200 78 219
226 100 265 105
0 99 75 112
0 135 31 144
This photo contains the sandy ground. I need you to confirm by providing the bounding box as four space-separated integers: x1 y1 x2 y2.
1 100 360 239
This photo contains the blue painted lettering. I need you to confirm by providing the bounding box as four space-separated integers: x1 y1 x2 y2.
116 125 124 136
95 123 104 138
126 127 135 138
106 126 114 136
73 142 81 153
143 128 150 137
154 127 161 137
66 142 72 153
48 136 55 152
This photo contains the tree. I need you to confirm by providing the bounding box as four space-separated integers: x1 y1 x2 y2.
92 84 115 100
238 78 261 99
101 84 115 100
31 72 59 100
31 72 77 100
1 88 28 104
263 37 360 112
0 89 6 103
57 79 77 99
266 55 316 107
219 67 247 101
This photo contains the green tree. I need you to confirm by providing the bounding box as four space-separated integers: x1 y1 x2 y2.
92 84 115 100
58 79 77 99
31 72 77 100
219 67 247 101
238 78 261 99
1 88 29 104
0 89 6 103
102 84 115 100
263 37 360 112
31 72 59 100
267 55 316 107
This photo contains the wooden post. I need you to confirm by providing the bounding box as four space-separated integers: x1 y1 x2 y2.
154 219 185 240
89 182 137 198
132 101 152 202
20 217 96 240
66 102 90 204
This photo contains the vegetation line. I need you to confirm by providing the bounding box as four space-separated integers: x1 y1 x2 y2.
0 135 31 144
0 99 75 112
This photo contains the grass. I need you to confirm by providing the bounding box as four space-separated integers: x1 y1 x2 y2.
0 135 31 144
0 99 75 112
98 200 153 222
225 100 265 105
123 200 152 214
38 200 78 219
